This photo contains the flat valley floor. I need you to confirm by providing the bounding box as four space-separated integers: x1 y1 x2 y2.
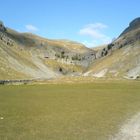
0 81 140 140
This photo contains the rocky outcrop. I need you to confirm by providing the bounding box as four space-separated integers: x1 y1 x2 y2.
0 21 14 46
0 32 14 46
0 21 6 32
120 17 140 36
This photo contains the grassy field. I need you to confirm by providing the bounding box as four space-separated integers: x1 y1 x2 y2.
0 81 140 140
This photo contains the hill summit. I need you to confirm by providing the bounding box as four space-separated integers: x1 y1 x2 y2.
120 17 140 36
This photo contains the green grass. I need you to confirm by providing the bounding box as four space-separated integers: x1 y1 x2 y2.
0 81 140 140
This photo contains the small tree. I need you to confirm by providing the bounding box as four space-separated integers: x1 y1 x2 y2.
61 51 65 58
59 67 63 72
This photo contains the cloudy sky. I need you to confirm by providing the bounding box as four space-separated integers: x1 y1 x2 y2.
0 0 139 47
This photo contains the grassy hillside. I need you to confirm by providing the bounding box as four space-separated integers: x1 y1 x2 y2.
7 28 90 53
0 18 140 80
0 26 94 80
0 81 140 140
85 41 140 79
0 39 58 80
85 19 140 79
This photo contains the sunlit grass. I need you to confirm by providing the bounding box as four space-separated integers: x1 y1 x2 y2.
0 81 140 140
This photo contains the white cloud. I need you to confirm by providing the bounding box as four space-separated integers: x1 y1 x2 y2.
85 23 108 30
25 24 39 32
79 23 111 47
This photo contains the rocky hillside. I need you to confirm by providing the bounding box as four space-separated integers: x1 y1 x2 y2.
0 21 96 80
85 18 140 79
0 18 140 80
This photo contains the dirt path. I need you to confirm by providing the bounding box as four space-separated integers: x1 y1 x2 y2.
112 112 140 140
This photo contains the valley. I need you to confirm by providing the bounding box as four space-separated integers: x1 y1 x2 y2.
0 18 140 82
0 14 140 140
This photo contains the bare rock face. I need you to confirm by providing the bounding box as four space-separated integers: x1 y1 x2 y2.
130 17 140 28
0 21 6 32
0 21 14 46
120 17 140 36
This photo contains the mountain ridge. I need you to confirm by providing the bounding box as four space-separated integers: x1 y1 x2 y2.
120 17 140 36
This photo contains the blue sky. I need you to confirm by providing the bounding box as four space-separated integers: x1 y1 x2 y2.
0 0 139 47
